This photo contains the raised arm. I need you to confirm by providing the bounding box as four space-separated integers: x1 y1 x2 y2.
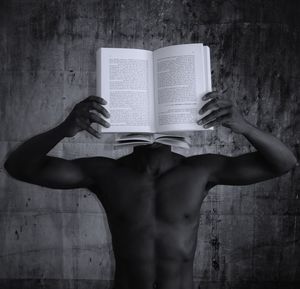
191 91 297 187
4 96 112 189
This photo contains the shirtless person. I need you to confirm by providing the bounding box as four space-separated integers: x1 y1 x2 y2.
4 92 297 289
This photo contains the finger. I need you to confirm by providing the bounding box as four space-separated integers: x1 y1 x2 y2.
202 91 218 101
203 115 231 128
77 118 101 138
198 107 231 125
84 95 107 105
86 112 110 128
89 101 110 118
86 126 101 138
199 99 231 114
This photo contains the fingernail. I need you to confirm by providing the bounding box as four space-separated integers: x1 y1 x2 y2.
103 100 108 105
204 125 208 128
202 96 207 100
199 109 203 115
198 119 203 124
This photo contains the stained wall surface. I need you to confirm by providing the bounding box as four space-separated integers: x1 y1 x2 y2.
0 0 299 288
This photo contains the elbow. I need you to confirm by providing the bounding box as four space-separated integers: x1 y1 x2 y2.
4 159 13 175
4 158 27 180
4 159 19 178
286 153 298 172
4 156 42 182
275 154 298 176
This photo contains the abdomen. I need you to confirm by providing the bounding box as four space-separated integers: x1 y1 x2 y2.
110 218 198 289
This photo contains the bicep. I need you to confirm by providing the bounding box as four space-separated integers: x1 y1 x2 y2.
211 152 281 186
19 156 92 189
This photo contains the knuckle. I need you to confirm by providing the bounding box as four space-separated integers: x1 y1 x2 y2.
205 104 211 111
202 116 209 122
202 105 208 111
89 113 96 121
216 111 222 118
89 127 96 134
102 119 109 126
74 110 81 117
212 110 218 116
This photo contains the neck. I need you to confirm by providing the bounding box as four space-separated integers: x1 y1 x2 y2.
133 143 171 153
131 143 174 175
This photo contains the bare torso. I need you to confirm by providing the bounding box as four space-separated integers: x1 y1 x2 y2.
88 144 211 289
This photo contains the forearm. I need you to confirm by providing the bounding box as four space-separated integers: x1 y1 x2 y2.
4 123 67 175
242 122 297 173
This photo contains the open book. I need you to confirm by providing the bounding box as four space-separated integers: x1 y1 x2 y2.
96 43 212 147
115 133 191 149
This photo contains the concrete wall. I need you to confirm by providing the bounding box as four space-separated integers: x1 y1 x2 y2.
0 0 299 288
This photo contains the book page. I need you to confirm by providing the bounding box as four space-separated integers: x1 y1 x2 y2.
203 46 212 95
116 133 153 142
154 135 190 149
114 133 152 146
153 44 212 132
115 133 190 148
97 48 155 133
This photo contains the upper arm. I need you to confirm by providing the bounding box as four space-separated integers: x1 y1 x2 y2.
7 156 115 190
189 152 285 188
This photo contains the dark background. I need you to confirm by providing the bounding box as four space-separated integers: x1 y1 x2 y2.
0 0 299 288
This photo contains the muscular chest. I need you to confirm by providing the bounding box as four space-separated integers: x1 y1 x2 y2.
97 166 208 224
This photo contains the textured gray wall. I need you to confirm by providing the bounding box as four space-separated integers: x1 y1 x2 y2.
0 0 299 288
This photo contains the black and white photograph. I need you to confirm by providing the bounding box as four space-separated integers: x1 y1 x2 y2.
0 1 299 289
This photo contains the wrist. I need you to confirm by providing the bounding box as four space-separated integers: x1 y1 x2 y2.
55 122 70 138
241 120 257 136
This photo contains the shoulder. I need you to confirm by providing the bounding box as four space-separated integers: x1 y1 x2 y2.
72 156 117 173
71 157 118 189
184 153 230 179
183 153 229 189
72 156 115 165
184 153 227 168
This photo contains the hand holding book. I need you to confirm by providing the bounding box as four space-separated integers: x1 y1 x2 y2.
63 90 246 149
61 95 110 139
198 91 251 134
